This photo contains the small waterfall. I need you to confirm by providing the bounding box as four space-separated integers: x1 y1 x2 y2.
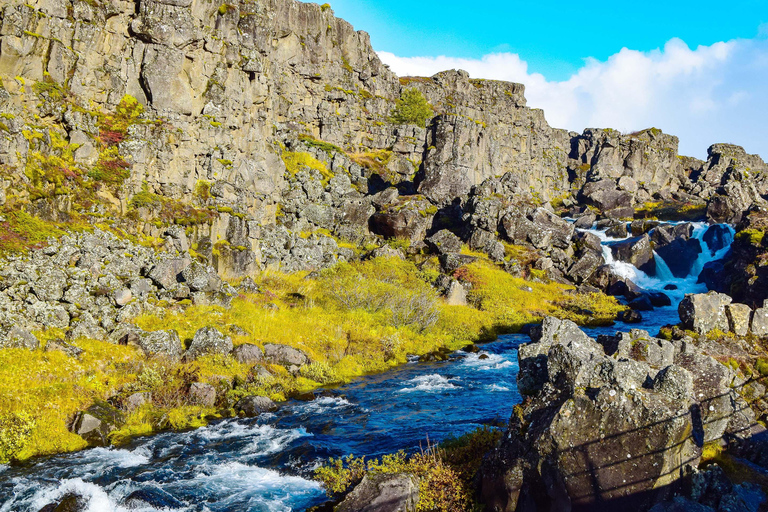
586 222 735 307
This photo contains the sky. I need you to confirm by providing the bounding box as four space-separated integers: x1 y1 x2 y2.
327 0 768 160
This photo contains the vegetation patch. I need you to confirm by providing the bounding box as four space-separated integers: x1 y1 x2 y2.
282 150 334 184
316 426 503 511
391 88 434 127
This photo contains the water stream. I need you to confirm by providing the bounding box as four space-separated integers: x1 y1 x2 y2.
0 222 735 512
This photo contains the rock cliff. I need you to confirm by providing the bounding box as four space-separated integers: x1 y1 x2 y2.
3 0 764 284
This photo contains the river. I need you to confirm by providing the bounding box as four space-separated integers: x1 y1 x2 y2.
0 221 734 512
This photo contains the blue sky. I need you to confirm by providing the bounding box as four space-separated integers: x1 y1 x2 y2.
327 1 768 159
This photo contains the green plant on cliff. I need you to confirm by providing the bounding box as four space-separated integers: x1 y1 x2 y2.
390 88 434 127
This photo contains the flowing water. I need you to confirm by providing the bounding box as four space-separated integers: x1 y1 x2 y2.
0 222 735 512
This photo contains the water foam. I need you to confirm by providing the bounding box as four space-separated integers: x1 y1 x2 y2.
398 374 459 393
460 352 516 371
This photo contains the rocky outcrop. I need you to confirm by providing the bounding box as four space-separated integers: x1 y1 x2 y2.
0 229 229 338
70 400 124 446
481 317 755 511
184 326 233 361
336 473 421 512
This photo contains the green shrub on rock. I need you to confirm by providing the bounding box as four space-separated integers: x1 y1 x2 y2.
390 88 433 127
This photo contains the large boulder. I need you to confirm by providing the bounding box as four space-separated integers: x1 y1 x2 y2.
336 473 421 512
424 229 462 256
0 325 39 350
70 400 124 446
181 261 222 293
263 343 310 367
610 234 656 275
480 315 759 511
148 257 191 290
184 327 233 361
678 292 732 335
188 382 217 407
650 223 702 278
136 330 184 359
231 343 264 364
236 395 277 417
500 207 574 251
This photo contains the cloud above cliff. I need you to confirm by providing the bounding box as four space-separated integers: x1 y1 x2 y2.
378 36 768 160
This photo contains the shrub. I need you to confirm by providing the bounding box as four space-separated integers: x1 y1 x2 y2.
390 88 433 127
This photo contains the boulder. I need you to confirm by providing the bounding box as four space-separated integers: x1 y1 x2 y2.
501 207 574 250
185 327 233 361
181 261 222 293
0 325 39 350
38 492 89 512
650 223 702 278
630 219 661 236
679 292 732 335
137 330 184 359
231 343 264 364
335 473 420 512
70 400 124 446
124 392 150 412
263 343 310 367
148 257 190 290
123 488 186 510
44 339 83 358
189 382 217 407
726 303 752 336
610 234 656 275
236 395 277 417
702 224 733 255
605 222 628 238
751 308 768 337
424 229 462 256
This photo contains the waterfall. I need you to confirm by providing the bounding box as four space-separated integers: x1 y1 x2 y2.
585 222 735 307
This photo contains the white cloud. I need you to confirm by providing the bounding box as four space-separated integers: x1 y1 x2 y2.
378 37 768 160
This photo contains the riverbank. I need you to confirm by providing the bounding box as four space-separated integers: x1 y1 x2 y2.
0 249 624 464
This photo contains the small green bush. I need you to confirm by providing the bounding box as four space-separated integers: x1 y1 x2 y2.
390 88 433 127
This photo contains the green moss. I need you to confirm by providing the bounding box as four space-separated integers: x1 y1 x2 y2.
298 134 343 155
736 229 765 246
282 150 334 184
320 3 331 11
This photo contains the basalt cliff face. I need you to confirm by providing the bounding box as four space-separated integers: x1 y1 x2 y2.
4 0 765 283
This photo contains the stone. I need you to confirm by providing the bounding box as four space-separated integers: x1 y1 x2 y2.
39 492 90 512
336 473 420 512
148 258 190 290
137 330 184 359
263 343 310 367
610 234 656 275
123 489 186 510
181 261 222 293
70 400 124 446
236 395 277 417
32 269 67 302
751 308 768 337
444 280 467 306
0 325 39 350
231 343 264 364
653 365 694 401
124 392 150 412
185 327 233 361
189 382 217 407
702 224 733 255
726 303 752 336
425 229 462 256
114 288 132 307
679 292 733 335
44 339 83 358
